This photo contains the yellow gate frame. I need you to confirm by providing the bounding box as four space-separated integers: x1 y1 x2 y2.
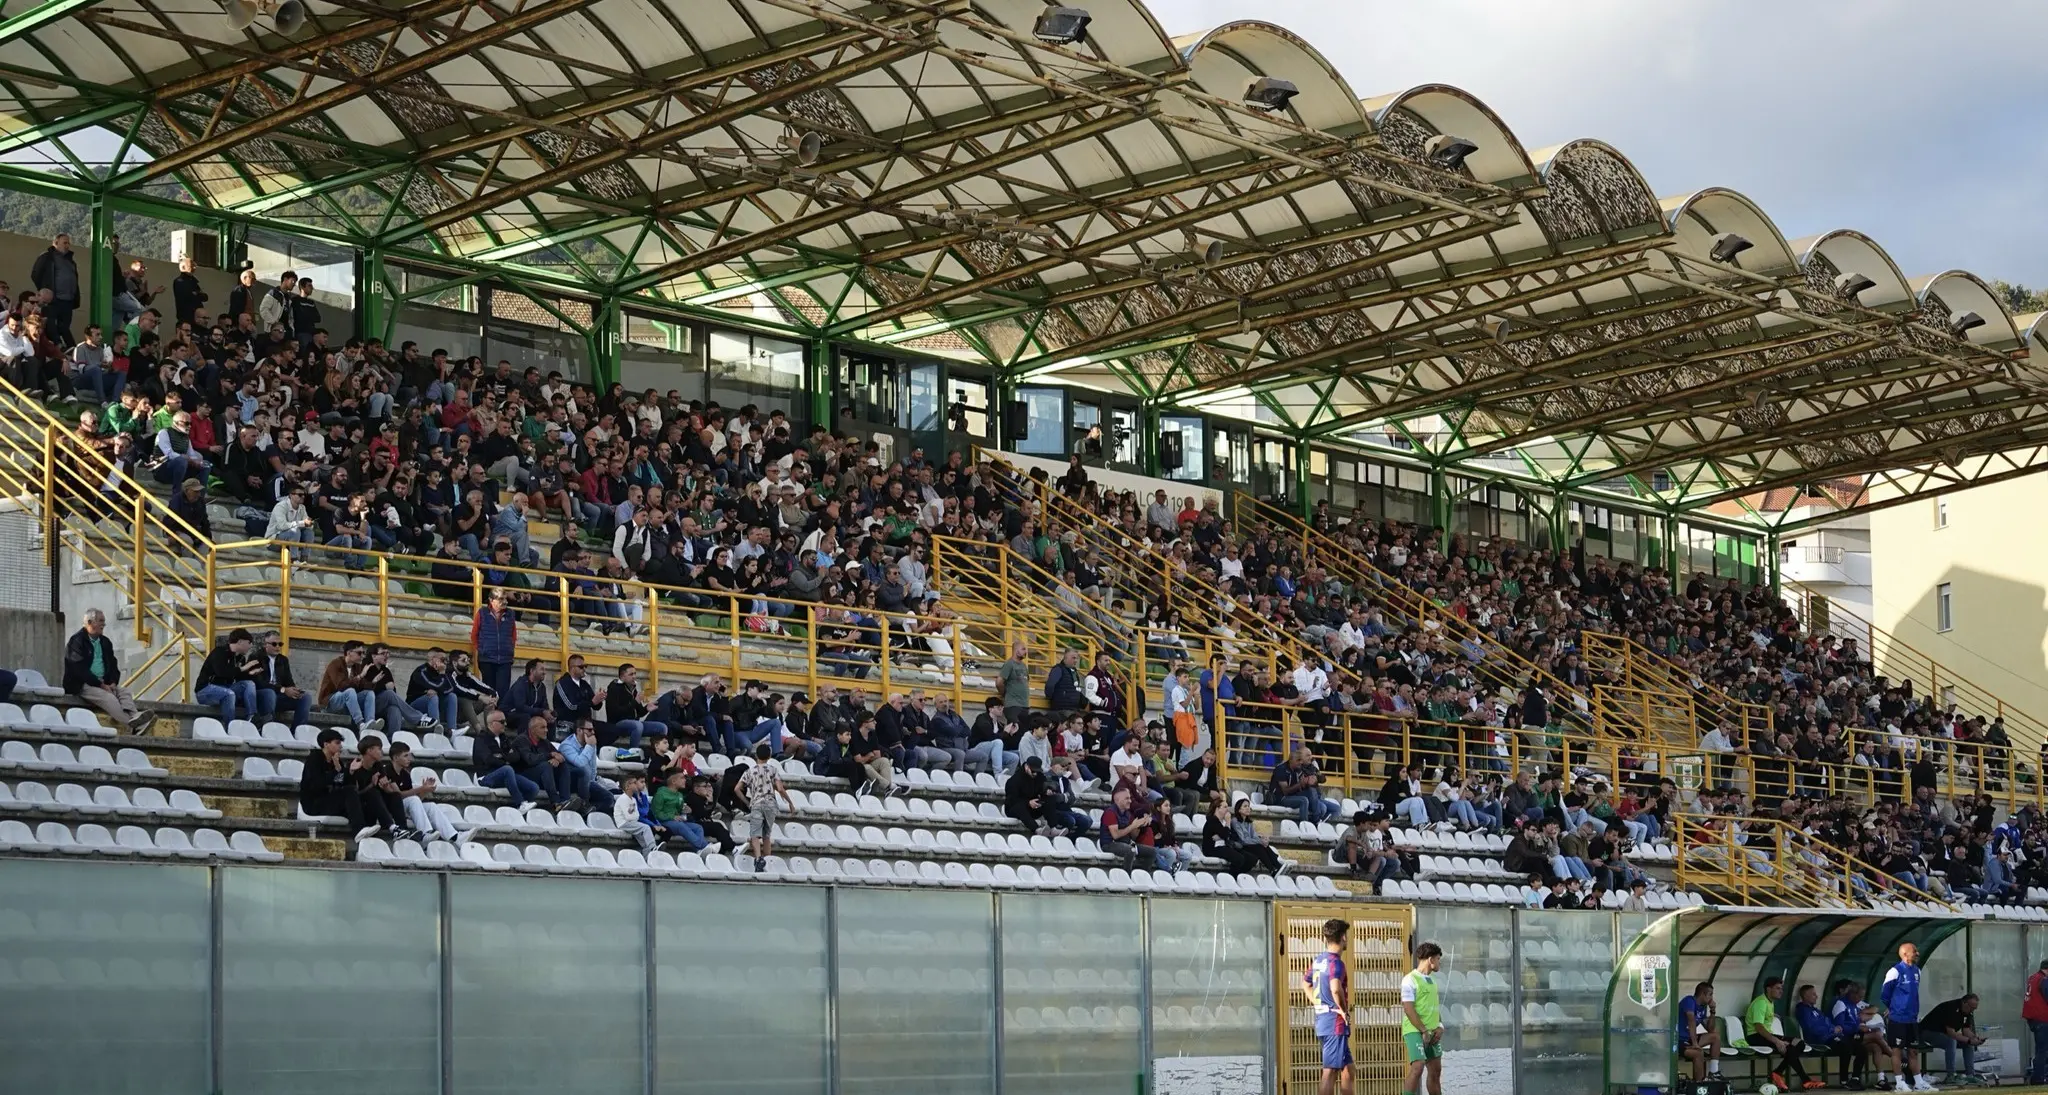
1276 902 1415 1095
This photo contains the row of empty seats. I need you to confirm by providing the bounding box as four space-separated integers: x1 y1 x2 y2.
0 820 280 860
0 703 114 738
0 780 220 820
1379 878 1706 908
0 742 168 777
357 838 1344 895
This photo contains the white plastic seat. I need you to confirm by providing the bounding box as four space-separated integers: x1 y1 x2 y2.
153 827 203 858
65 708 112 736
231 831 282 862
74 823 123 855
54 783 106 815
170 790 221 819
116 749 167 777
116 825 166 857
241 757 277 782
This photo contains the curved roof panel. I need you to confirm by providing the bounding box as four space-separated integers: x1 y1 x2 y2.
2 0 2038 519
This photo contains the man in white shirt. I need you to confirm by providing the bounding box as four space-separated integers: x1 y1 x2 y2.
1108 736 1147 793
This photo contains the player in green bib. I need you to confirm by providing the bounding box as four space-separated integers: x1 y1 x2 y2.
1402 941 1446 1095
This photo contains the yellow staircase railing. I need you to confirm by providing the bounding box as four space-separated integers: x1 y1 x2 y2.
1791 583 2048 761
0 377 210 700
1670 814 1954 911
1581 630 1769 747
1229 493 1600 728
974 447 1323 676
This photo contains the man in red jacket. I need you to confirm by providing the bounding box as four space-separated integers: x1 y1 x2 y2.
2024 960 2048 1082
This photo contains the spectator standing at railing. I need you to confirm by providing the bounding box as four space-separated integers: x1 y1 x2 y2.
471 588 517 698
194 627 260 724
29 232 77 345
1045 647 1083 713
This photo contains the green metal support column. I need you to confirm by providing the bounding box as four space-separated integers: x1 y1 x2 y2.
357 248 389 346
1296 441 1313 519
1428 467 1453 550
1548 491 1571 552
87 194 113 332
587 296 620 387
1663 512 1682 577
1766 532 1782 599
808 337 833 434
1139 404 1161 477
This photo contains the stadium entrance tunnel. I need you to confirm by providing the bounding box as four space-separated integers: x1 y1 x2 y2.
1604 907 1997 1094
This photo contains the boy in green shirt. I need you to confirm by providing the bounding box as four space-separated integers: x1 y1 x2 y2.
650 769 688 825
1402 941 1445 1095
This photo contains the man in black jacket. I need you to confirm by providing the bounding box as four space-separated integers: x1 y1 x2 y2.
510 713 572 810
194 627 259 724
1005 756 1049 830
1045 648 1083 712
405 648 459 731
552 655 598 729
600 662 651 754
470 708 541 810
251 630 311 726
297 727 388 840
171 254 207 327
29 232 78 344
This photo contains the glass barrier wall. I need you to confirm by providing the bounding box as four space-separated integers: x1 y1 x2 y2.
1519 909 1615 1095
1416 906 1514 1095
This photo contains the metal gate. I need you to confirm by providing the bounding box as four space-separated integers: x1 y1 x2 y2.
1275 902 1414 1095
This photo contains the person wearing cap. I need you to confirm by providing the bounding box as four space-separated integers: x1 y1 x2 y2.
1004 755 1049 830
168 475 213 549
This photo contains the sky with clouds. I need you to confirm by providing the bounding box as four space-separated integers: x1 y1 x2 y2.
1146 0 2048 291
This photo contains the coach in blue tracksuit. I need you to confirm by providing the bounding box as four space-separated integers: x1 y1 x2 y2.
1880 942 1928 1092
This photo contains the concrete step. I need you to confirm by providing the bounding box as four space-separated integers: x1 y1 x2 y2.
209 794 290 820
275 835 346 862
157 753 238 780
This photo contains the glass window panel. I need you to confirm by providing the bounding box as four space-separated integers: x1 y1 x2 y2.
0 861 210 1094
1161 415 1205 482
1967 923 2021 1070
1110 409 1138 465
221 868 440 1095
655 882 827 1095
1149 899 1270 1077
1001 894 1143 1095
1517 910 1613 1095
485 320 587 379
450 876 645 1095
394 300 482 363
1920 934 1967 1018
1015 388 1066 455
1415 906 1514 1095
948 376 992 440
708 329 805 414
1606 913 1675 1093
836 889 994 1095
899 362 943 432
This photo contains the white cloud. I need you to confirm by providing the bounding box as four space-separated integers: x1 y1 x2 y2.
1145 0 2048 289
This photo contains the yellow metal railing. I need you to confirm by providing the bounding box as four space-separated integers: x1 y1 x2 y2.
1229 493 1601 729
1792 584 2048 762
1670 813 1954 911
0 377 211 700
1583 629 1769 745
973 448 1334 688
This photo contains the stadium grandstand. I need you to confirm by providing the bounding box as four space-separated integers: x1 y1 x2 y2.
3 1 2048 1094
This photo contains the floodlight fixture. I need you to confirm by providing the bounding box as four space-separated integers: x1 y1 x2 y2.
1833 272 1876 300
1425 134 1479 171
1244 77 1299 113
1708 233 1752 264
1033 5 1091 45
1950 311 1986 336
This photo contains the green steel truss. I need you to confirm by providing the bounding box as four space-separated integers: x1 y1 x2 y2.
0 0 2042 530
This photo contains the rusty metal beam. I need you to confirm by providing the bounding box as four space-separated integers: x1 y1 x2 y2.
404 40 928 244
118 0 603 186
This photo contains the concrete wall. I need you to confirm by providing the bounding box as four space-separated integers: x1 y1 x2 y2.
0 607 64 679
1867 476 2048 718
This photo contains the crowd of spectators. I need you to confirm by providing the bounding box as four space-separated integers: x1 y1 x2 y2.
17 249 2043 902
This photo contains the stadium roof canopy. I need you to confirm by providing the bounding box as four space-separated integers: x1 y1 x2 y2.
5 0 2048 528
